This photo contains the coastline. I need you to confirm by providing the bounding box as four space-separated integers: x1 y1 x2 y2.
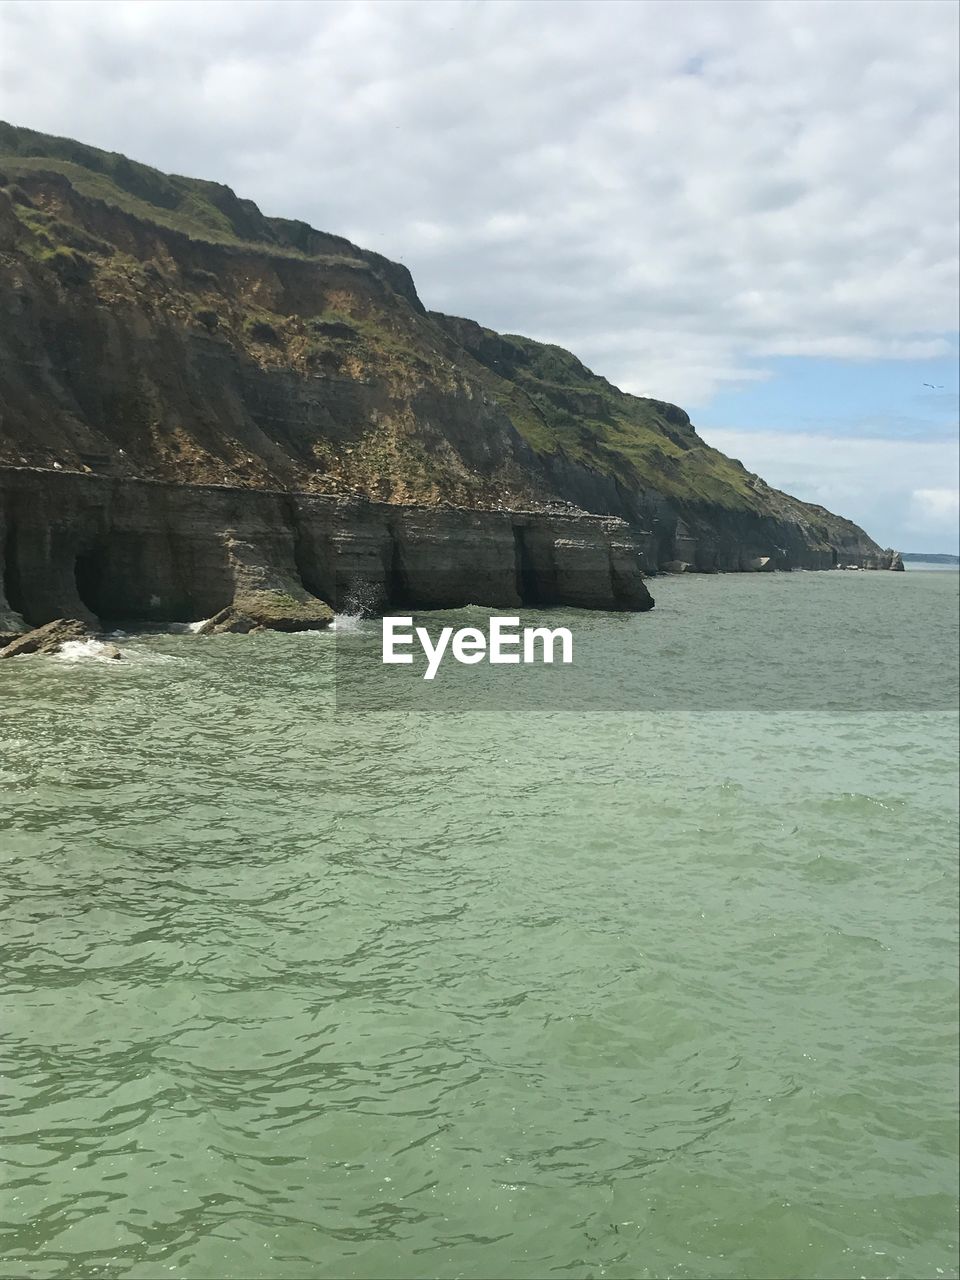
0 465 904 644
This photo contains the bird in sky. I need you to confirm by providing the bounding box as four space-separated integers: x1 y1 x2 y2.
922 382 944 389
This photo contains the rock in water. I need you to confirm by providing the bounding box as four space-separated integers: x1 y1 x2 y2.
197 609 264 636
197 596 334 636
197 535 335 635
0 622 28 648
0 618 94 658
0 606 29 648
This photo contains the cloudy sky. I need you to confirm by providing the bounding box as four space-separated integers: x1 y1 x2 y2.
0 0 957 551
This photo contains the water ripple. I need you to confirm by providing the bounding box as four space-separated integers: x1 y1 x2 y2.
1 574 958 1279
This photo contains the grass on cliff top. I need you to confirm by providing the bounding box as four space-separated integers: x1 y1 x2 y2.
0 122 763 512
1 149 246 245
456 327 762 510
0 122 359 260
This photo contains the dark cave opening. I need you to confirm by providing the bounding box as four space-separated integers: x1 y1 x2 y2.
74 545 107 616
513 526 540 606
387 527 409 608
3 525 25 616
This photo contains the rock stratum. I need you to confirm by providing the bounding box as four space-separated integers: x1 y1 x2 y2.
0 122 900 639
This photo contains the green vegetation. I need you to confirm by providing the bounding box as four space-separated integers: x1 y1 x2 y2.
0 120 776 514
445 326 763 510
2 152 243 245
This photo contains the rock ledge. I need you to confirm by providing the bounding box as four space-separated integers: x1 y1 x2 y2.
0 617 122 659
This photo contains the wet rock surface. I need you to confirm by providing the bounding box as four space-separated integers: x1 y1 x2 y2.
0 469 655 629
0 617 95 658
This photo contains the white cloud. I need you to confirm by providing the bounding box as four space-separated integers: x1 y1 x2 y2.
910 487 960 526
0 0 956 405
701 428 960 553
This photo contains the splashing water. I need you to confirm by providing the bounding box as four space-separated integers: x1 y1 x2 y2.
53 638 122 663
334 578 383 631
165 619 212 634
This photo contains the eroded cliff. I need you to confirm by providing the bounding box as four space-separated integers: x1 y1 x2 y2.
0 469 655 642
0 122 899 636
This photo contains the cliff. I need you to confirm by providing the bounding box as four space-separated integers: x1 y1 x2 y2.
0 468 654 643
0 122 898 636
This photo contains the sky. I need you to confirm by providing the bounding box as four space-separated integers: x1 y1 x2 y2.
0 0 957 552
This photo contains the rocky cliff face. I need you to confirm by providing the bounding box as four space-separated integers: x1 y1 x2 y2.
0 122 899 635
0 468 654 641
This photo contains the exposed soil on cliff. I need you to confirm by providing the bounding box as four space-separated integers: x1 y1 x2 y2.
0 120 891 572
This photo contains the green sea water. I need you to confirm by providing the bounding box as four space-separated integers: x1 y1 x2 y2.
1 570 958 1280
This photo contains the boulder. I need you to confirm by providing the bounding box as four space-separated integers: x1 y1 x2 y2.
197 592 333 636
0 622 28 647
0 603 29 648
0 546 30 644
195 533 335 636
0 617 93 658
197 609 264 636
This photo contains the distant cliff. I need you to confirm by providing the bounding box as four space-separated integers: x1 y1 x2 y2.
0 122 899 636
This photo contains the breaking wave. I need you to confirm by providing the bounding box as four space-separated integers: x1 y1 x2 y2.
54 638 123 663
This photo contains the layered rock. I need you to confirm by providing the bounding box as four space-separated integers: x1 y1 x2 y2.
0 467 654 630
195 530 335 633
0 122 900 606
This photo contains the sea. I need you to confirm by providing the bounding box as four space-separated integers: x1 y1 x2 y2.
1 568 958 1280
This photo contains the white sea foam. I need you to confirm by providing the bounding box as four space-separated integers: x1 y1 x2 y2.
52 638 185 666
54 639 122 663
157 619 212 634
168 619 211 634
332 613 365 633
